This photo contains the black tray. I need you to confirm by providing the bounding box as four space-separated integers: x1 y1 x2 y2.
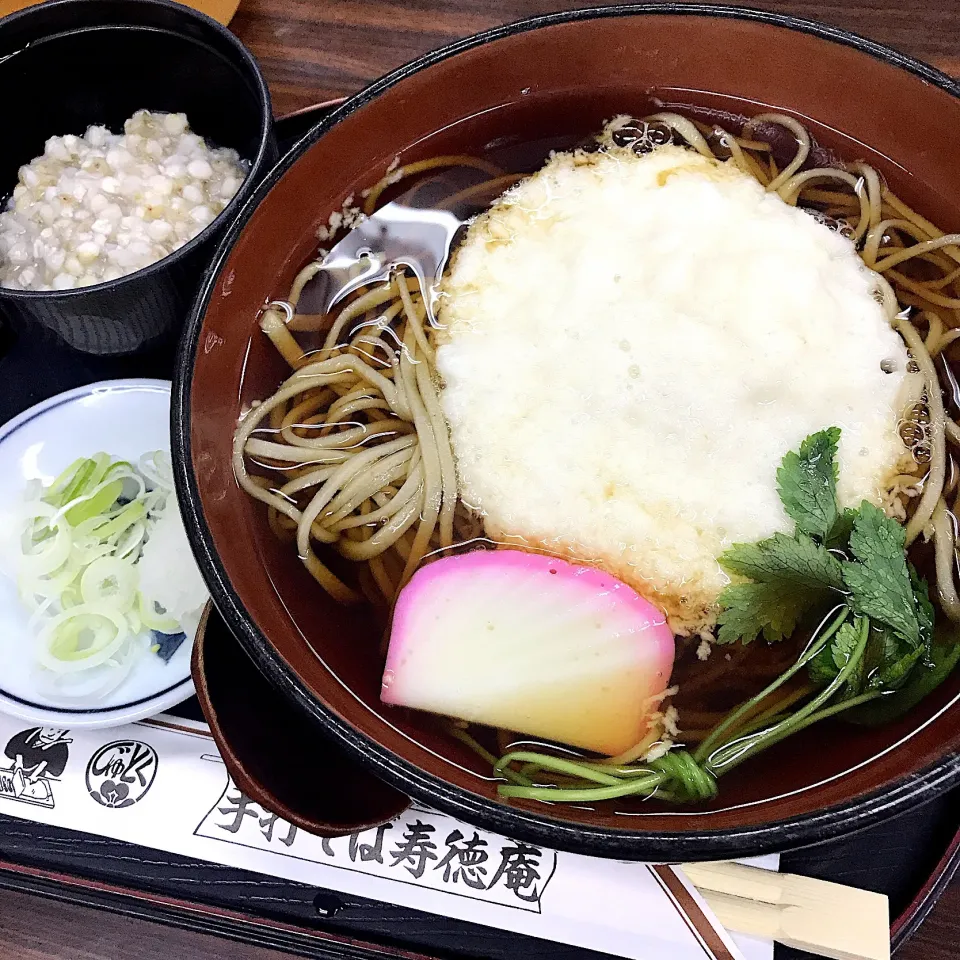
0 104 958 960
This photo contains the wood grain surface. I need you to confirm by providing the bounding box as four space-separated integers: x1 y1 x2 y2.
2 0 960 958
228 0 960 117
0 880 958 960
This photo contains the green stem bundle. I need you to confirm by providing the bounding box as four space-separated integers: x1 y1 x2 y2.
490 607 887 805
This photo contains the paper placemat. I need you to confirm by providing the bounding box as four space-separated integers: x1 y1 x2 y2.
0 713 776 960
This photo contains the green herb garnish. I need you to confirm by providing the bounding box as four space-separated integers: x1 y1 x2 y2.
491 428 960 806
807 618 861 687
717 532 842 644
842 502 924 646
776 426 841 540
717 430 932 658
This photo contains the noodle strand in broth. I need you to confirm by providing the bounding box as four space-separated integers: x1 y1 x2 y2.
234 110 960 802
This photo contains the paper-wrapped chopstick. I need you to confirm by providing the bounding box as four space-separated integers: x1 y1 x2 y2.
680 861 889 960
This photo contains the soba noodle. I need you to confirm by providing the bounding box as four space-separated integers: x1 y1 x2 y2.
235 113 960 632
237 131 960 765
232 278 471 606
228 110 960 804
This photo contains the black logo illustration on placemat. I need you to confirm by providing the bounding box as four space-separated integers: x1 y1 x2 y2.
0 727 72 809
86 740 158 808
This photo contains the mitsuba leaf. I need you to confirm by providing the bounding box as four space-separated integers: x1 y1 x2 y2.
776 427 841 541
716 533 843 644
808 619 861 687
874 644 925 691
716 581 820 645
807 648 836 686
719 533 844 591
849 625 960 726
909 563 935 652
842 502 921 648
825 507 857 551
858 625 923 693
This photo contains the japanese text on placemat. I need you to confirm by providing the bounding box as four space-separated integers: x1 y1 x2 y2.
194 777 556 911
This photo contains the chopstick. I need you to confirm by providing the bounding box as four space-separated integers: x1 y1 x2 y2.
679 861 890 960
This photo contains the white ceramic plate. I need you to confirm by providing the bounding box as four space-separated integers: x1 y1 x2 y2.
0 379 197 729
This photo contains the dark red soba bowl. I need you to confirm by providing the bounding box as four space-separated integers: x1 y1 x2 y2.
174 5 960 860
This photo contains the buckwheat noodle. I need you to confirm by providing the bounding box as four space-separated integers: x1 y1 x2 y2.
234 114 960 634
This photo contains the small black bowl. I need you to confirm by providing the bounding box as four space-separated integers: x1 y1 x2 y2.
0 0 276 355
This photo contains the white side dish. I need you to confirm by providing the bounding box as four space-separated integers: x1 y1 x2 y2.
0 379 205 729
0 110 247 291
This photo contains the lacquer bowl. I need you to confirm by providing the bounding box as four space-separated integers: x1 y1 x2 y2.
174 5 960 860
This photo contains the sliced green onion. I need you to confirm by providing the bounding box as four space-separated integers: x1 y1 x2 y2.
75 500 145 542
80 556 138 612
47 453 115 509
16 451 192 702
65 478 124 526
136 592 180 633
114 524 146 559
37 603 130 673
44 456 94 505
19 506 71 579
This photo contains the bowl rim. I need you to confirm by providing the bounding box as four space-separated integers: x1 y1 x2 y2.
0 0 274 300
173 3 960 859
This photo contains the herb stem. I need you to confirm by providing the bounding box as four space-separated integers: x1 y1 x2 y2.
718 683 815 743
449 725 534 786
778 691 881 735
498 773 665 803
718 690 881 765
705 616 871 775
694 605 849 763
494 751 624 786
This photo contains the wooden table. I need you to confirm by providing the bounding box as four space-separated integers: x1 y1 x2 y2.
2 0 960 957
